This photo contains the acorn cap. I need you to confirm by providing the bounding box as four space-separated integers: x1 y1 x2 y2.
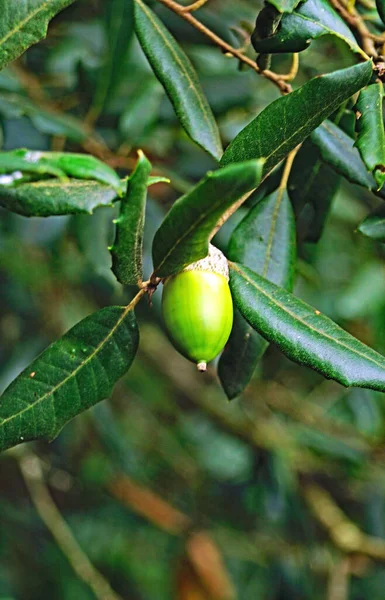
183 244 229 281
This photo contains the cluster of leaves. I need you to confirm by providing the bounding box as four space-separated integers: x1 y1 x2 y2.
2 1 385 596
0 0 385 451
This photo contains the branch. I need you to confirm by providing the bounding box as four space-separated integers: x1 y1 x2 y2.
304 483 385 561
328 0 376 58
154 0 292 94
17 450 123 600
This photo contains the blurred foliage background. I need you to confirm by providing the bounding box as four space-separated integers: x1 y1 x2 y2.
1 0 385 598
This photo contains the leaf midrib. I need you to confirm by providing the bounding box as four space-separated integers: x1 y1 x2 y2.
135 0 221 156
225 63 371 170
0 306 131 430
231 263 385 371
0 0 58 47
154 173 254 274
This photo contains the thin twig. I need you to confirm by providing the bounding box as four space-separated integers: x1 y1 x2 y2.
280 53 299 82
327 558 351 600
304 483 385 561
154 0 292 94
328 0 375 58
180 0 209 11
17 450 123 600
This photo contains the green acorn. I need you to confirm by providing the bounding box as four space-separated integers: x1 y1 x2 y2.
162 244 233 371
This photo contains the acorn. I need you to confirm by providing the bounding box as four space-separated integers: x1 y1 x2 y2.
161 244 233 372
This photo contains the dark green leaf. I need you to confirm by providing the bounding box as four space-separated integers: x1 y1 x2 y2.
152 160 264 278
110 151 152 286
357 206 385 241
0 150 123 193
376 0 385 25
266 0 303 12
0 306 139 452
311 119 375 189
230 262 385 391
288 140 340 242
355 82 385 190
0 179 119 217
134 0 222 161
252 0 363 56
219 189 296 399
220 61 373 176
91 0 134 119
0 0 76 71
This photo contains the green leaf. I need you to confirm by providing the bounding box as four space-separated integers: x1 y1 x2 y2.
110 150 152 286
288 140 340 242
0 0 76 71
152 160 264 278
0 306 139 452
376 0 385 25
252 0 364 56
220 61 373 176
0 91 88 142
0 150 123 193
0 179 119 217
134 0 222 161
311 119 375 189
91 0 134 119
219 189 296 399
357 206 385 241
266 0 302 12
230 262 385 392
355 82 385 190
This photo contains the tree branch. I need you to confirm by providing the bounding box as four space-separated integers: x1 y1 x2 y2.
17 450 123 600
154 0 293 94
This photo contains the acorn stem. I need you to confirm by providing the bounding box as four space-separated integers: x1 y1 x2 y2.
197 361 207 372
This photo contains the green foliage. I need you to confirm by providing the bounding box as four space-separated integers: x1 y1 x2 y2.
220 61 372 175
355 82 385 189
134 0 222 160
0 306 139 452
0 178 119 217
0 0 76 71
152 159 264 277
252 0 364 56
230 262 385 391
2 1 385 597
110 150 152 285
219 188 296 399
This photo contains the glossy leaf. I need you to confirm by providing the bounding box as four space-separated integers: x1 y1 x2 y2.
221 61 372 176
288 140 340 242
152 160 264 278
0 306 139 452
91 0 134 117
0 179 119 217
355 82 385 190
110 151 152 286
219 189 296 399
134 0 222 161
311 119 374 189
252 0 363 56
0 150 123 193
357 207 385 241
230 263 385 392
0 0 75 71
